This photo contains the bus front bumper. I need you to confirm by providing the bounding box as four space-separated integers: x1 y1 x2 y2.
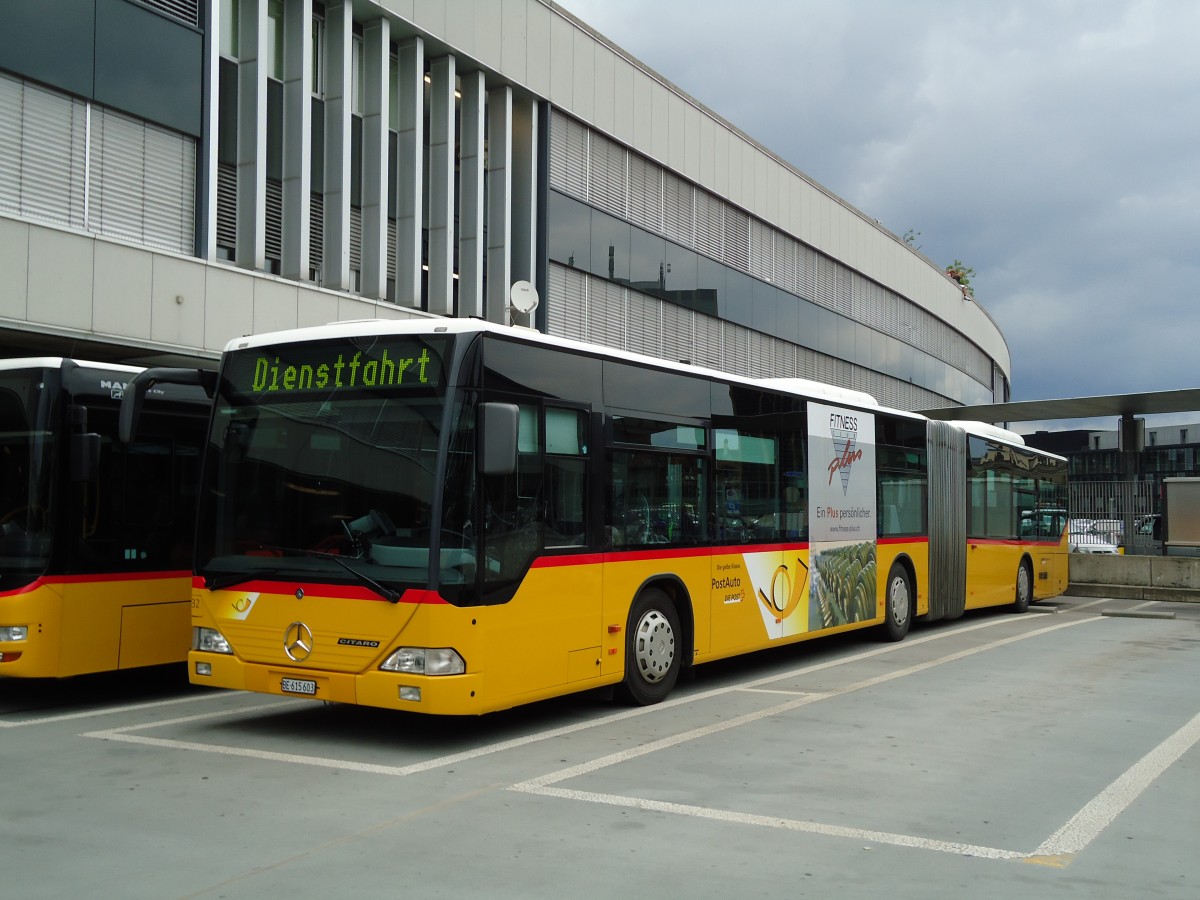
189 651 487 714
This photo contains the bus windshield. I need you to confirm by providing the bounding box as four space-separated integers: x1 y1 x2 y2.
194 335 461 595
0 368 55 589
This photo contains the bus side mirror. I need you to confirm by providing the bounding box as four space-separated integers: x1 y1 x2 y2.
479 402 519 476
119 367 216 443
70 432 101 482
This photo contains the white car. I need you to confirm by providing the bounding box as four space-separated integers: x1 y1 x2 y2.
1069 528 1119 554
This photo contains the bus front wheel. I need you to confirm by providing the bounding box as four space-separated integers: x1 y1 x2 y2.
882 562 912 642
618 588 681 705
1014 559 1033 614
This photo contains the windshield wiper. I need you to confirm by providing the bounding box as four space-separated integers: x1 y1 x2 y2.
204 568 293 592
201 548 401 603
309 550 401 604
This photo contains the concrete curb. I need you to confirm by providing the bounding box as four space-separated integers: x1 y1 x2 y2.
1067 583 1200 603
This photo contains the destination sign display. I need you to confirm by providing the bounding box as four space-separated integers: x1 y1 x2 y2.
224 337 447 397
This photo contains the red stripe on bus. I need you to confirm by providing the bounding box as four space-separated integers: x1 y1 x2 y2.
189 575 448 605
1 571 190 597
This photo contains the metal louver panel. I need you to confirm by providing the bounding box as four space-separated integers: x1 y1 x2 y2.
722 205 749 271
548 114 588 200
387 217 397 286
812 253 837 308
625 291 660 357
660 302 692 364
833 263 852 315
349 206 363 271
138 0 200 27
265 177 282 263
796 244 816 299
142 122 196 253
723 321 750 377
748 219 773 281
216 163 237 253
3 77 87 226
774 235 797 295
308 191 323 276
693 190 722 259
692 312 722 370
661 172 693 246
746 329 774 378
627 155 662 232
90 108 145 243
588 134 627 218
0 75 21 212
91 107 195 253
586 273 625 351
547 264 586 340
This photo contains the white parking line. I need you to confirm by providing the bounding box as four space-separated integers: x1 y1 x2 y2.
512 614 1195 864
513 616 1094 793
76 612 1042 773
524 787 1028 860
0 690 232 729
1029 710 1200 863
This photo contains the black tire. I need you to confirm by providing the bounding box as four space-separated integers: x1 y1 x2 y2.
618 588 681 705
881 562 912 642
1014 558 1033 614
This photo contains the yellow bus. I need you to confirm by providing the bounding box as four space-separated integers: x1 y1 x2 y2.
133 320 1066 714
0 359 210 678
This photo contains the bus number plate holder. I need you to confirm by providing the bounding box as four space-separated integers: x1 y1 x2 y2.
281 677 317 695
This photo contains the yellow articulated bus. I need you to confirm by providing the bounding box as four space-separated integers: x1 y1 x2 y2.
0 358 210 678
126 320 1067 714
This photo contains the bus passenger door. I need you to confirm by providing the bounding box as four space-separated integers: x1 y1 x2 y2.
479 402 601 699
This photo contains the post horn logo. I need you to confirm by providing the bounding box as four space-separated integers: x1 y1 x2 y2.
756 558 810 622
283 621 314 662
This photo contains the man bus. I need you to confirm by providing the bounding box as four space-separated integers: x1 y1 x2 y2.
0 358 209 677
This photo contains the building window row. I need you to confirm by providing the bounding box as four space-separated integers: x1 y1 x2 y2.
0 71 196 254
547 262 991 412
548 113 997 390
547 193 994 408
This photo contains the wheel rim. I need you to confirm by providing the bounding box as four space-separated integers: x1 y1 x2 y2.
633 609 675 683
1018 565 1031 604
888 574 910 627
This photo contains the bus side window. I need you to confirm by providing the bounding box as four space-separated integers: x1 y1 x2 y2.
544 408 587 548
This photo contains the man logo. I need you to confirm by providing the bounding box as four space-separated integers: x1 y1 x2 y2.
283 621 314 662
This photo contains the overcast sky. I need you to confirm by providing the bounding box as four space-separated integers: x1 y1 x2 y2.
556 0 1200 430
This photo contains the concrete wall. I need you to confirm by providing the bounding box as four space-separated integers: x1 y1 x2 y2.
0 218 426 364
1068 553 1200 603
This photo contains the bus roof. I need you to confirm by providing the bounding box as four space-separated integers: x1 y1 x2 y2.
224 318 890 412
952 419 1068 462
0 357 144 375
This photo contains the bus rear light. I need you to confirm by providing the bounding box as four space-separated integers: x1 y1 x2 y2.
193 627 233 654
380 647 465 676
1 652 22 663
0 625 29 642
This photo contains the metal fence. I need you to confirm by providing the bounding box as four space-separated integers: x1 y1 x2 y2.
1068 480 1160 554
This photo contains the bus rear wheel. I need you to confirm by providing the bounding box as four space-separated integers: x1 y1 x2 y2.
1014 559 1033 614
881 562 912 642
618 588 681 705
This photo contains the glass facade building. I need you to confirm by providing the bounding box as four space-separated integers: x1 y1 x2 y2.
0 0 1011 415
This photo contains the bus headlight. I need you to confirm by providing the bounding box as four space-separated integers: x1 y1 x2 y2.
380 647 465 675
192 627 233 654
0 626 28 642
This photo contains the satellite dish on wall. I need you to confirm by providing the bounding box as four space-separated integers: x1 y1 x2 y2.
509 280 539 316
